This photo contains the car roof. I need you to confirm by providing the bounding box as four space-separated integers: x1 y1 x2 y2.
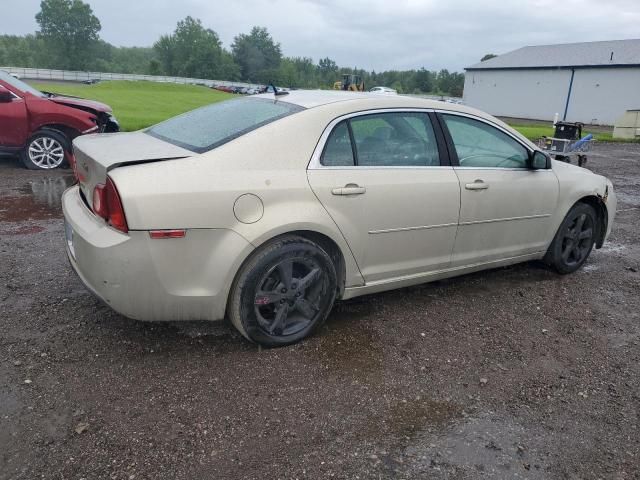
253 89 469 110
252 89 480 116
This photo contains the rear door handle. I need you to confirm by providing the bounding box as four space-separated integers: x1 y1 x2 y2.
465 180 489 191
332 184 366 196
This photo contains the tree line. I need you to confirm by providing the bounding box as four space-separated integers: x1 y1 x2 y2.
0 0 465 96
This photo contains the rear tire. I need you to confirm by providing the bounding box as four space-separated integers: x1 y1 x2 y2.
228 235 337 347
20 129 70 170
544 203 597 274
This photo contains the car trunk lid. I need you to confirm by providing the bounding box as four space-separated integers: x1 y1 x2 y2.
72 131 193 207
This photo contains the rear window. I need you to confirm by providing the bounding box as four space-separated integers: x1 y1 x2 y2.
146 97 304 153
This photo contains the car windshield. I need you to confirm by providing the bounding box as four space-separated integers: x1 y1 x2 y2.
0 70 46 97
146 97 304 153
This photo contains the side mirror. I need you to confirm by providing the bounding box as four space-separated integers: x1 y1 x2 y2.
0 90 13 103
530 150 551 169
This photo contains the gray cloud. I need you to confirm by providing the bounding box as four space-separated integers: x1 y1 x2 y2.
2 0 639 71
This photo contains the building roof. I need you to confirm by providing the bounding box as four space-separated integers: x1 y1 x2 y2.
466 39 640 71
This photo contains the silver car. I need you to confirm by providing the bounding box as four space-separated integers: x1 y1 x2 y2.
63 91 616 346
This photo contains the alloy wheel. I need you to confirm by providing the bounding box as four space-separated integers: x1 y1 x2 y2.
253 257 326 337
28 136 65 169
561 212 594 267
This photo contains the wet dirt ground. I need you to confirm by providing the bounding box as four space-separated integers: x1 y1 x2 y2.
1 144 639 480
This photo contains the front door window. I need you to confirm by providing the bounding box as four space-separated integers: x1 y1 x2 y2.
442 114 529 168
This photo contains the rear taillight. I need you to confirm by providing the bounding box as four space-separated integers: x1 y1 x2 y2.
93 177 128 233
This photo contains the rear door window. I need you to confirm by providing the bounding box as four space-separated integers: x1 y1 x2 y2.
321 121 355 166
320 112 441 167
349 112 440 166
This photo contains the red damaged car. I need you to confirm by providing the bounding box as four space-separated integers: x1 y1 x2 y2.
0 70 119 170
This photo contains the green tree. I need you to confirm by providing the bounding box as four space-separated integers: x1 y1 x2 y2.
217 51 241 81
283 57 316 87
449 72 465 97
35 0 101 70
2 13 470 93
109 46 155 74
481 53 497 62
153 17 239 80
277 58 298 87
0 35 46 67
153 35 175 75
435 69 453 94
317 56 338 85
231 27 282 83
148 58 162 76
414 68 433 93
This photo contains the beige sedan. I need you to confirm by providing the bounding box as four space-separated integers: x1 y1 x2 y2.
62 91 616 346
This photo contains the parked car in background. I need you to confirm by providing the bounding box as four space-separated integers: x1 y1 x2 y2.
260 85 288 94
82 79 100 85
213 85 234 93
63 90 616 347
0 70 119 170
10 73 21 80
370 86 397 94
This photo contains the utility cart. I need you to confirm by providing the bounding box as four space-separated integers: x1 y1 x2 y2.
537 121 593 168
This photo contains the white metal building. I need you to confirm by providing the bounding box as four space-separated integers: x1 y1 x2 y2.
463 39 640 125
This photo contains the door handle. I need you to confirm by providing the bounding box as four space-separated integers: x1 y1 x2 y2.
465 180 489 191
332 184 366 196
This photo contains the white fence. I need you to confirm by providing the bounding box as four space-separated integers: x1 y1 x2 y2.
1 66 260 89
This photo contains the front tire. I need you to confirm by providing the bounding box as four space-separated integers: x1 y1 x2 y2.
20 130 69 170
228 235 337 347
545 203 597 274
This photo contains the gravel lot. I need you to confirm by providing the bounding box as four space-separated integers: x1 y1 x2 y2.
1 144 639 480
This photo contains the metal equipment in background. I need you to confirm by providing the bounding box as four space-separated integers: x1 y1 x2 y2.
333 74 365 92
538 121 592 167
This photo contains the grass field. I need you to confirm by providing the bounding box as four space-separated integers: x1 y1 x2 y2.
30 80 233 131
508 124 620 143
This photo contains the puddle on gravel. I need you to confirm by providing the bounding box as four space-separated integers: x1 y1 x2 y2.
599 242 627 255
397 414 550 479
580 263 599 273
0 175 75 223
369 397 463 440
616 192 640 208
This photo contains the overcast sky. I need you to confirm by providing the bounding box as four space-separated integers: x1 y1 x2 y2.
2 0 639 71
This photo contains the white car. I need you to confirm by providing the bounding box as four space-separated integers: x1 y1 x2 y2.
370 86 397 94
62 90 616 346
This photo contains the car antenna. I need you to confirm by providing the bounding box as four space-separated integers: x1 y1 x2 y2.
269 82 289 97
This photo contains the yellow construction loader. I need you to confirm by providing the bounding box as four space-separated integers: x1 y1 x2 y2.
333 74 365 92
